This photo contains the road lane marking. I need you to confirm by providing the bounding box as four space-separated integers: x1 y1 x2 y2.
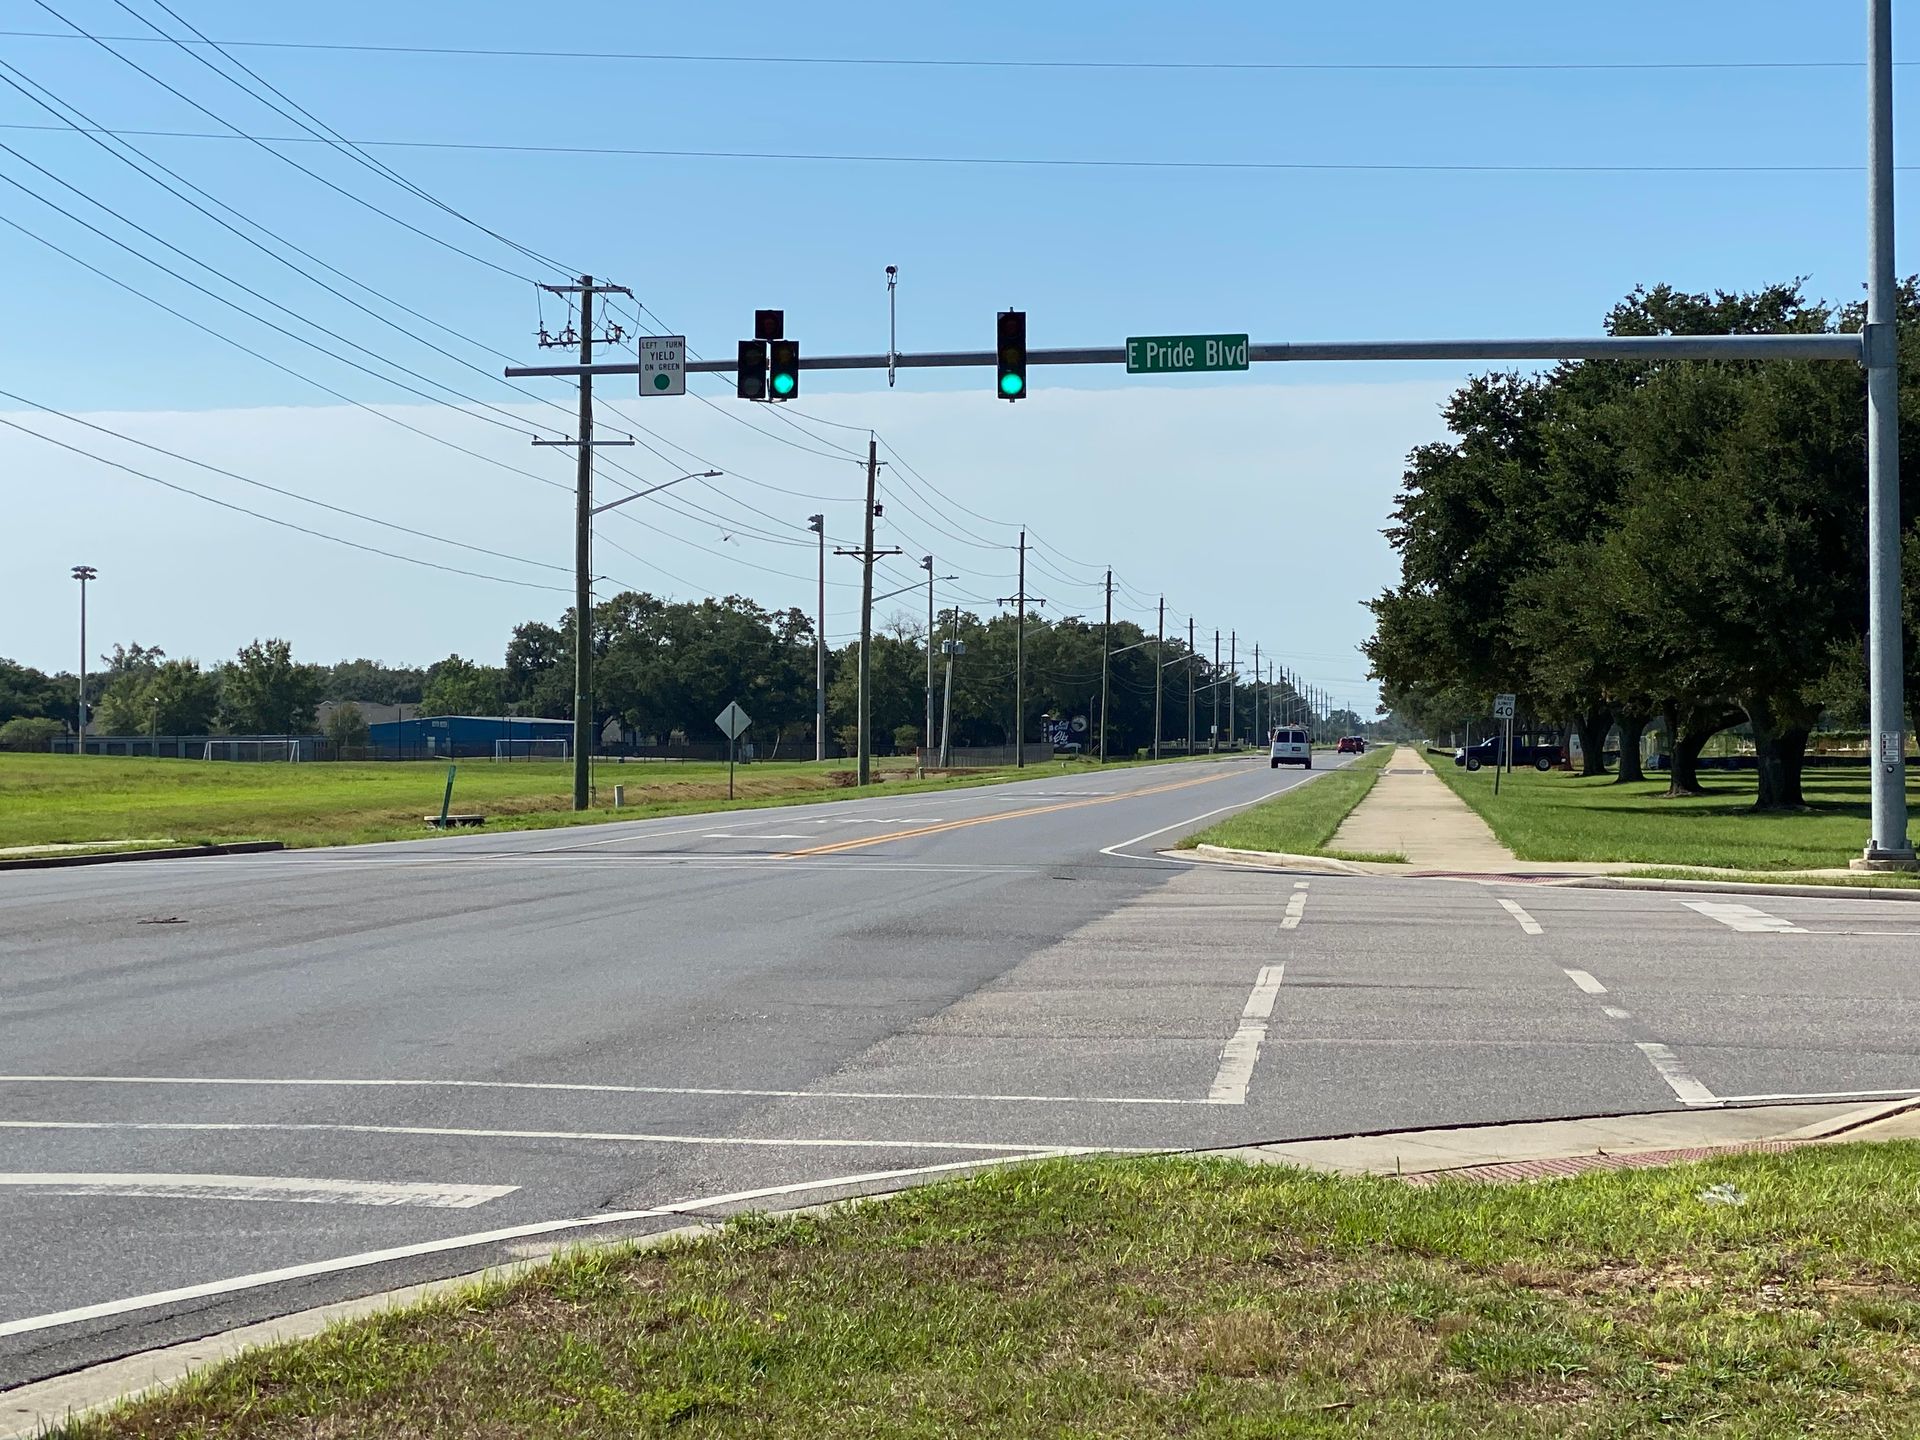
0 1152 1093 1340
0 1173 515 1208
1280 892 1307 929
1715 1086 1920 1103
1603 1005 1634 1021
1497 898 1543 934
1633 1042 1720 1106
1096 757 1352 864
1208 964 1284 1105
1563 968 1607 994
1293 880 1309 890
782 767 1248 858
0 1119 1150 1154
0 1074 1205 1107
1682 900 1807 934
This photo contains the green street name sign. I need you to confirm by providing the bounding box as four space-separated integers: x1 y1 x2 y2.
1125 333 1250 375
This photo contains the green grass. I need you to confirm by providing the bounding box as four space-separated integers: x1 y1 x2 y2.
1179 746 1396 857
1428 758 1918 871
0 751 1218 852
59 1145 1920 1438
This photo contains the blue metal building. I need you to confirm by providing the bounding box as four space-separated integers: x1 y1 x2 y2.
365 714 572 759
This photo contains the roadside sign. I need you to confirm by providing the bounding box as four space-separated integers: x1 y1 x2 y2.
714 700 752 740
1492 693 1516 720
639 335 687 396
1125 334 1250 375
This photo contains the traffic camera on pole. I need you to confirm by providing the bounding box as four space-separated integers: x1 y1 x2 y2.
997 309 1027 400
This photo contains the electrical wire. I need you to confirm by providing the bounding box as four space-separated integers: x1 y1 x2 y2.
6 120 1895 175
0 31 1898 72
0 411 568 591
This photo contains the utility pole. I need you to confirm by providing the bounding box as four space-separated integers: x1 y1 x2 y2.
939 624 961 768
1187 616 1196 755
1863 0 1914 866
535 274 632 811
1099 568 1112 764
1212 630 1221 753
1153 597 1165 760
808 514 826 762
921 554 936 765
996 530 1045 767
70 564 95 751
1228 631 1237 749
1252 642 1260 746
835 438 900 786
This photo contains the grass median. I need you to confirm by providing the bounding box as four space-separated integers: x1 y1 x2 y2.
1179 746 1396 859
58 1145 1920 1438
1428 757 1920 871
0 751 1225 853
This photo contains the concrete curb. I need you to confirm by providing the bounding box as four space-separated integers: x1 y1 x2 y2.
1567 874 1920 902
1187 844 1378 875
0 842 284 873
12 1097 1919 1436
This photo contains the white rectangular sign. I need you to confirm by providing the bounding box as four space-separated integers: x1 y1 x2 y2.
1492 693 1516 720
639 335 686 396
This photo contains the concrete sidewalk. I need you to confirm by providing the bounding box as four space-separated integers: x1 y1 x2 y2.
1327 745 1518 867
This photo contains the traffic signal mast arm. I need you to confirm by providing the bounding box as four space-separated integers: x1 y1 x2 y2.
507 331 1863 382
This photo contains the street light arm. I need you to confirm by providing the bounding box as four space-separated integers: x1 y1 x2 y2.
590 469 721 516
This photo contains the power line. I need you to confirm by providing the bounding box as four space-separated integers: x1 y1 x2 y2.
0 411 568 591
0 209 575 493
0 31 1900 72
0 383 569 574
5 121 1899 175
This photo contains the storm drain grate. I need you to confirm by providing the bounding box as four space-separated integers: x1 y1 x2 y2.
1400 1139 1807 1185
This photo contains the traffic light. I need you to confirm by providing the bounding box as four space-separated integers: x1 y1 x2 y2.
769 338 799 400
736 339 767 401
996 309 1027 400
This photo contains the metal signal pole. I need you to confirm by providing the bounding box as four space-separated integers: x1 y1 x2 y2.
71 564 95 750
1100 568 1112 764
996 531 1045 767
1153 597 1165 761
1187 616 1196 754
808 514 826 762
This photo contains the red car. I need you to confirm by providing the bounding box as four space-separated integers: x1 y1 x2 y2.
1336 736 1366 754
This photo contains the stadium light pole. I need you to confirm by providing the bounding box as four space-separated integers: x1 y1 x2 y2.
70 565 95 753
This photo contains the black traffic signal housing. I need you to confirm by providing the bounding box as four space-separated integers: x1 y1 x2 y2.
736 340 768 401
769 338 800 400
997 309 1027 400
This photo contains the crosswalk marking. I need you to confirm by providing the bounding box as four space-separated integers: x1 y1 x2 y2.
0 1173 517 1208
1682 900 1807 934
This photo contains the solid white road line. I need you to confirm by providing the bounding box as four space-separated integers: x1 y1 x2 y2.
1097 760 1343 864
0 1173 516 1209
1634 1042 1721 1106
0 1152 1081 1340
1280 892 1308 930
1715 1086 1920 1103
1497 898 1543 935
1682 900 1808 934
0 1120 1117 1154
1563 968 1608 995
1208 965 1285 1105
0 1073 1204 1107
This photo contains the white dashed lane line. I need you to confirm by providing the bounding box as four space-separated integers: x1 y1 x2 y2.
1208 965 1285 1105
0 1173 515 1209
1497 897 1543 934
1563 968 1607 995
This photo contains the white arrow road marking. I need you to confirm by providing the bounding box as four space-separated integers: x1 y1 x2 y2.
1209 965 1285 1105
0 1173 515 1208
1682 900 1807 934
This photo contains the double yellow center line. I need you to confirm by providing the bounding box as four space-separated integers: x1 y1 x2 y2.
776 766 1248 858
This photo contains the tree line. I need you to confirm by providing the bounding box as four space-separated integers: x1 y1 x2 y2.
1366 280 1920 809
2 591 1317 758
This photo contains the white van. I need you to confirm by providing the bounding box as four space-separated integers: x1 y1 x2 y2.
1269 728 1311 769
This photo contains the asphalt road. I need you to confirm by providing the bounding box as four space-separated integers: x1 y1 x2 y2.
4 749 1919 1388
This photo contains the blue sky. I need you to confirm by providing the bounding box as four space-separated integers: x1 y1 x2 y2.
0 2 1910 714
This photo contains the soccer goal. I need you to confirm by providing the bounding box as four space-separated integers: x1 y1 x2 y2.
493 737 570 762
202 738 302 762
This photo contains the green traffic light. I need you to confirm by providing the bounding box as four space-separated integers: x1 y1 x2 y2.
772 372 796 396
1000 372 1025 396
